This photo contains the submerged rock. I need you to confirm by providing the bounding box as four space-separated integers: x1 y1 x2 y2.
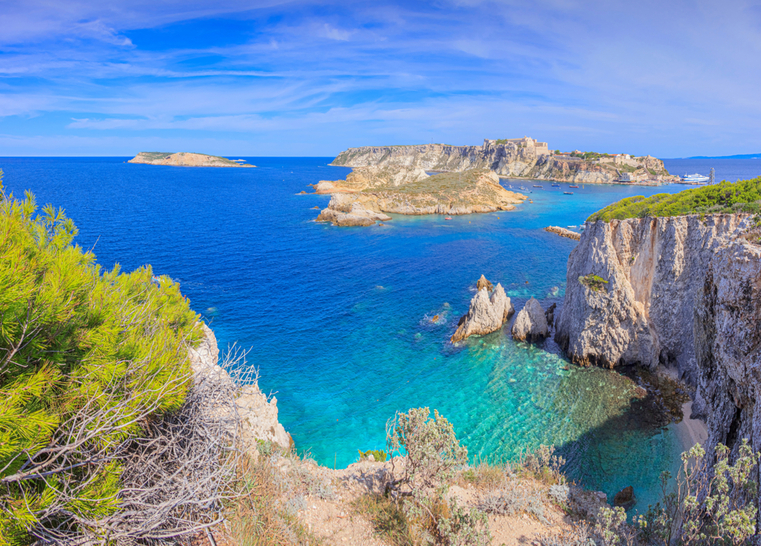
511 297 549 342
451 283 513 343
613 486 636 509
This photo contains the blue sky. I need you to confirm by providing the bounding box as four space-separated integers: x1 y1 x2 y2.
1 0 761 157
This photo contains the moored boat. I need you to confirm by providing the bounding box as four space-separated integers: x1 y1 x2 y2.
564 192 573 195
533 184 543 188
569 185 579 188
445 216 452 220
682 173 710 183
551 183 561 187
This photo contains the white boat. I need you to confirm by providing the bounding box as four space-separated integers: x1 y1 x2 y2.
683 173 709 183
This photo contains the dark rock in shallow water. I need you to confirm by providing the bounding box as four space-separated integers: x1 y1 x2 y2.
545 303 557 329
613 486 636 509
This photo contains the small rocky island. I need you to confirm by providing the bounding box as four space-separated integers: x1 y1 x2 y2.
315 166 526 227
331 137 678 185
128 152 255 167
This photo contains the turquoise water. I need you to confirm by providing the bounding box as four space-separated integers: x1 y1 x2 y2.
1 157 758 512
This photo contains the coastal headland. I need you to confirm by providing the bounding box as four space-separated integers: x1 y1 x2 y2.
314 166 526 226
128 151 255 167
331 137 678 185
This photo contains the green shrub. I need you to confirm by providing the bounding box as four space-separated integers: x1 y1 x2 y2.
359 449 388 462
0 172 202 543
588 178 761 222
385 407 490 545
579 274 609 292
636 440 759 546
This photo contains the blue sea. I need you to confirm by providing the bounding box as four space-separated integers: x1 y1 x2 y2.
2 156 759 512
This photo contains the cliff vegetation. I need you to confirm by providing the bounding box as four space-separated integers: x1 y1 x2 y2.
0 172 211 543
587 177 761 222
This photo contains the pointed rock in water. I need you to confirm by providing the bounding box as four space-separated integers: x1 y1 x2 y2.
476 274 493 292
451 283 514 343
511 297 549 342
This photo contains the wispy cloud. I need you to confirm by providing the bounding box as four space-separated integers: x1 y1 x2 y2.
1 0 761 156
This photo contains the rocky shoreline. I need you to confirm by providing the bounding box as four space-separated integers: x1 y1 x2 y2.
314 167 526 227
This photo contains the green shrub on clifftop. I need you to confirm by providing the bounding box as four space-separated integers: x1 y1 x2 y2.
0 172 201 544
588 177 761 222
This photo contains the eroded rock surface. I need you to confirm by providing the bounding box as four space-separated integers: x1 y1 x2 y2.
316 169 526 227
511 297 549 342
451 282 513 343
189 323 292 449
331 140 676 185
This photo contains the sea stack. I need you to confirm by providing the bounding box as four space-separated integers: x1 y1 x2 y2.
451 281 513 343
511 297 549 342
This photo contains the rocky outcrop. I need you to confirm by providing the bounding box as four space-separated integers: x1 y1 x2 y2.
316 194 392 226
476 274 493 292
316 169 526 227
555 213 761 514
511 297 549 341
189 323 292 449
544 226 581 241
314 166 429 194
451 282 514 343
129 152 254 167
331 141 675 185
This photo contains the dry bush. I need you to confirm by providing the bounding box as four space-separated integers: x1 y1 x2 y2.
477 476 549 524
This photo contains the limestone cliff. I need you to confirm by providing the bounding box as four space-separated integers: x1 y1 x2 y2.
189 323 292 449
129 152 255 167
316 169 526 227
555 214 761 510
331 141 675 185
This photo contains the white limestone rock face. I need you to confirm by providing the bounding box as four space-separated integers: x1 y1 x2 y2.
554 213 761 516
451 282 513 343
554 214 751 374
189 323 293 450
510 297 549 342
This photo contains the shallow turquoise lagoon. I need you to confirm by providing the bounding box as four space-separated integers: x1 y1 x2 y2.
2 156 758 512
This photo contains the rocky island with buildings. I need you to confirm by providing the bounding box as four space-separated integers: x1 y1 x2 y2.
331 137 678 185
128 152 255 167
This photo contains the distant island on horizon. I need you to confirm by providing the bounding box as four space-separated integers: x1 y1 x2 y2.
685 152 761 160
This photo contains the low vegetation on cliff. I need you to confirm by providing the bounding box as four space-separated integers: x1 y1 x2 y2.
587 177 761 222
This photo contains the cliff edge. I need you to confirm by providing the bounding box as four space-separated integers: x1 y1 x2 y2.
555 213 761 511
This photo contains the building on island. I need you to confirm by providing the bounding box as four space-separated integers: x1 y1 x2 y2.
484 137 550 155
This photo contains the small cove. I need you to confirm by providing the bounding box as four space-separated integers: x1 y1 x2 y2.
1 156 758 514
